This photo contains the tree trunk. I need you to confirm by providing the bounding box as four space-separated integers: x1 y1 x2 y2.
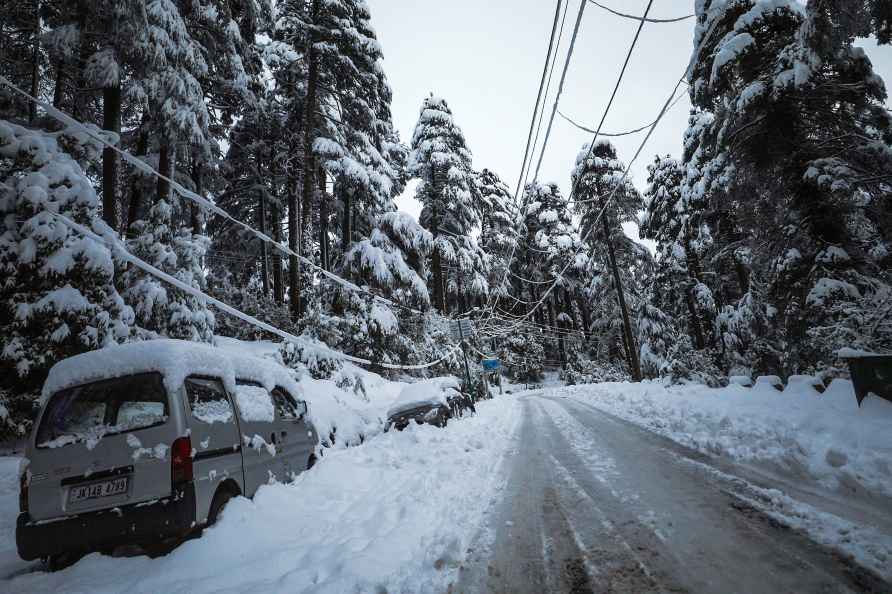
73 0 90 121
53 63 66 109
28 8 40 124
102 83 120 230
125 124 148 233
289 177 300 320
576 295 591 341
318 166 329 271
431 217 446 313
259 187 270 297
157 141 173 203
602 216 641 381
341 186 352 252
273 204 284 304
683 240 707 350
298 0 320 318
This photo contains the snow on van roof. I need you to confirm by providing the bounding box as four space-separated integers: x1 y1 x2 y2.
42 339 300 402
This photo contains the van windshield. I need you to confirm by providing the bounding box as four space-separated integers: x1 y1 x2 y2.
37 373 169 449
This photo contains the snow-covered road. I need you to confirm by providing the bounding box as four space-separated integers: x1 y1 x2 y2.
456 392 892 594
1 382 890 593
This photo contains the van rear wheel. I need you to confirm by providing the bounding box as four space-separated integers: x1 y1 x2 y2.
46 550 84 571
307 453 317 469
207 488 235 526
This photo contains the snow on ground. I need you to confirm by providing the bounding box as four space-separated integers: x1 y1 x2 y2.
554 379 892 499
2 397 521 593
0 456 23 579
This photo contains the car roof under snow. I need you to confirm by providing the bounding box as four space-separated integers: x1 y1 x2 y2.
387 377 461 418
42 339 301 402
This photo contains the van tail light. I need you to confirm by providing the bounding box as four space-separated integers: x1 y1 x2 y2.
19 472 28 514
171 436 193 486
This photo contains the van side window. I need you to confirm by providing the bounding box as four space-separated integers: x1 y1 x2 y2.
271 388 306 420
185 377 234 424
233 383 275 423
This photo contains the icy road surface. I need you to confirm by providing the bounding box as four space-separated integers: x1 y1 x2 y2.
456 392 892 594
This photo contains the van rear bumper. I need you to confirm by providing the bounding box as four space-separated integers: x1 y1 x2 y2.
16 483 196 561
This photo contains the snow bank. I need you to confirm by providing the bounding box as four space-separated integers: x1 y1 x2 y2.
4 398 522 593
558 379 892 498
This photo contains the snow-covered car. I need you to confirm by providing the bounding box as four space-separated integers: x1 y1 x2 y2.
385 377 473 431
16 339 318 568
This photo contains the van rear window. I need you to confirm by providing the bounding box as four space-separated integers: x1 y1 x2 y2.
37 373 169 449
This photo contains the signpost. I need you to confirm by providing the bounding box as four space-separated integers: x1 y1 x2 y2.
482 358 502 395
449 319 475 392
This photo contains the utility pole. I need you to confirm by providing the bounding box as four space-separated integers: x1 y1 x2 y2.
457 321 473 392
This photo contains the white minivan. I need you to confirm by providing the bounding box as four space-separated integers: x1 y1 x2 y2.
16 339 318 567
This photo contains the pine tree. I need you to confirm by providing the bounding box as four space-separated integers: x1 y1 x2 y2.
685 0 892 376
122 199 214 342
276 0 400 319
0 120 134 391
409 96 479 314
572 140 644 379
641 155 712 353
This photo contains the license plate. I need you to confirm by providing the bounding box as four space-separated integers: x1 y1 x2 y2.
68 477 129 503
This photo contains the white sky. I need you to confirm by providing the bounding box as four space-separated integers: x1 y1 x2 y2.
371 0 892 245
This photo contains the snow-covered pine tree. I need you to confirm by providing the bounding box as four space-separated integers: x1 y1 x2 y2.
473 168 516 298
122 198 214 342
640 155 712 359
514 182 583 367
636 287 674 380
0 120 134 391
686 0 892 376
344 211 433 312
409 96 480 314
572 140 645 379
275 0 401 319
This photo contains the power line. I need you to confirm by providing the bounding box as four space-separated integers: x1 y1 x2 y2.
512 0 565 203
480 0 569 328
481 0 655 333
524 0 572 194
492 74 687 333
587 0 694 24
531 0 588 182
557 92 686 137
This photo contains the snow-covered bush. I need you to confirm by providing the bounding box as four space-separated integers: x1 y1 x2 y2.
278 337 343 380
662 337 723 388
561 352 630 385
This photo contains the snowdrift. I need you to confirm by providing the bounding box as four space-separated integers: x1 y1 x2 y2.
559 379 892 499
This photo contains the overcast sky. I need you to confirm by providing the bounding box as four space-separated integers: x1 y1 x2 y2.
370 0 892 243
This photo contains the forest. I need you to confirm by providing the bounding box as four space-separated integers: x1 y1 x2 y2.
1 0 891 433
